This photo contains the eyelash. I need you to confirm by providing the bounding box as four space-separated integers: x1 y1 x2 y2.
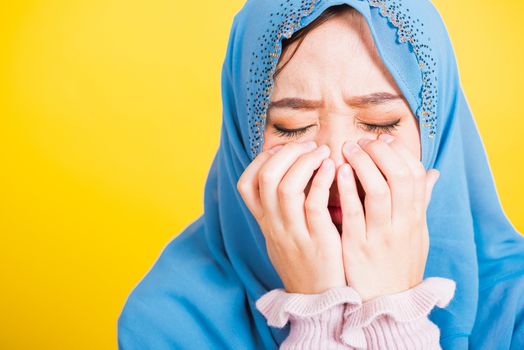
272 125 315 138
272 119 401 139
360 120 401 134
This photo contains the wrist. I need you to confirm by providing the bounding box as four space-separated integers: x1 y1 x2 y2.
359 281 422 303
284 280 348 294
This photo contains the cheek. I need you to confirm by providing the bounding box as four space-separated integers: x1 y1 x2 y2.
398 117 421 162
262 128 280 152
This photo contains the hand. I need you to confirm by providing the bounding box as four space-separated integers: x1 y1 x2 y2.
337 133 440 302
237 141 346 294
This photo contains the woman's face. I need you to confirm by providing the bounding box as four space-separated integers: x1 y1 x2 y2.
262 10 421 227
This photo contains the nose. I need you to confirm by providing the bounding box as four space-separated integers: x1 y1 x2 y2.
321 136 360 172
313 114 366 171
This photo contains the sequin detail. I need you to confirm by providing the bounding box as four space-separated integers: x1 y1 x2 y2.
367 0 438 140
246 0 437 160
246 0 322 160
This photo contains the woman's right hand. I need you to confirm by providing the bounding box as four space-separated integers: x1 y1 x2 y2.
237 141 346 294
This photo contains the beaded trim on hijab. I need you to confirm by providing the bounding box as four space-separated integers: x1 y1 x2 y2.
246 0 438 160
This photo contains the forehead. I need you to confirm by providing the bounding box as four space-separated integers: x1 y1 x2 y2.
272 12 399 98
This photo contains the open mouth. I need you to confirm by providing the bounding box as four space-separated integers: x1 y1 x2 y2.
328 205 343 225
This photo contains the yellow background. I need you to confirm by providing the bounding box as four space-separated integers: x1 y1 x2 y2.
1 1 522 349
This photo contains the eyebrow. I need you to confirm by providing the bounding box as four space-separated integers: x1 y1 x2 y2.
268 92 402 111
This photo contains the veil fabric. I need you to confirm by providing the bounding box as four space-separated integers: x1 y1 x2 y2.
118 1 524 348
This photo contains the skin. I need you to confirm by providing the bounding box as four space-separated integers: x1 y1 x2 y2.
237 9 440 301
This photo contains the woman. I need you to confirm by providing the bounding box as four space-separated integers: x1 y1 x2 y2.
118 0 524 349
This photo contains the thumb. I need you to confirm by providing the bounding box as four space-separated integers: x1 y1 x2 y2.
424 169 440 209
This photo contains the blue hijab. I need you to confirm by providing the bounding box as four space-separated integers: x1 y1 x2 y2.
118 0 524 348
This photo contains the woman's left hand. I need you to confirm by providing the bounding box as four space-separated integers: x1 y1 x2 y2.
337 133 440 302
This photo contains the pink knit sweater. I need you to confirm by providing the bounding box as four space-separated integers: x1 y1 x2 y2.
255 277 456 349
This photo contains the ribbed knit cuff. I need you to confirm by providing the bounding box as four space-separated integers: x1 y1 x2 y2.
354 314 442 349
340 277 456 349
280 304 348 350
255 286 362 328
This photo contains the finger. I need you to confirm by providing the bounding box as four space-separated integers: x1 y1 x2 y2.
342 141 391 234
237 146 280 221
378 133 427 218
425 169 440 209
304 157 338 240
279 144 332 235
258 141 317 235
357 136 413 225
337 162 366 243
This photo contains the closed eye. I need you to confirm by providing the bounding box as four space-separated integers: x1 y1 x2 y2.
272 124 315 138
358 119 401 134
272 118 401 139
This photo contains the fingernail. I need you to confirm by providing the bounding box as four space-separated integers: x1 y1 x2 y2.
434 170 440 182
322 158 333 170
268 145 284 154
357 138 372 147
303 141 317 150
316 144 330 155
429 177 438 189
379 133 395 143
428 170 440 188
340 164 351 177
344 142 361 154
